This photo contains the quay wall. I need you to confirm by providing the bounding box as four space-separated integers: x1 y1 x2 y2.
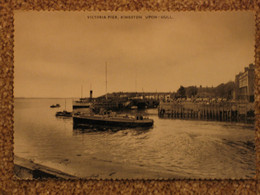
158 101 254 123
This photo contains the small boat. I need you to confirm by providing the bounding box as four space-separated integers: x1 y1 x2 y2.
50 104 60 108
73 111 154 128
56 110 72 117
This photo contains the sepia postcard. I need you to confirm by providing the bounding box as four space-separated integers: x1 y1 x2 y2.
13 11 255 180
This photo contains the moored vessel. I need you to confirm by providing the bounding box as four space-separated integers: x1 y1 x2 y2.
72 90 93 114
56 110 72 117
73 99 92 109
50 104 60 108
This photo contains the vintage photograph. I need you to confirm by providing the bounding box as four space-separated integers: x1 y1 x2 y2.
14 11 255 179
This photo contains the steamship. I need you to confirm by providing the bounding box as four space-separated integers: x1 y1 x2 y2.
73 111 154 128
72 90 93 112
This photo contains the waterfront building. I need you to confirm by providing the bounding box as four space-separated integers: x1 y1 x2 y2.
234 64 255 102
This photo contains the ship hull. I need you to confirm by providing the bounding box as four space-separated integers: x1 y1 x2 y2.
73 116 153 128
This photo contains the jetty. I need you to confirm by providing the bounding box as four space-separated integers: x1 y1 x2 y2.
14 156 77 179
158 100 254 123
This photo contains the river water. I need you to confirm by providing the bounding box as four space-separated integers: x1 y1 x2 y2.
14 98 255 179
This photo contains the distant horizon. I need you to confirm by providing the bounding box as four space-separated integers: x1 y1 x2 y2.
14 79 236 99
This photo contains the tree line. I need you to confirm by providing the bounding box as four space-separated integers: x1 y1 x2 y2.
174 81 235 99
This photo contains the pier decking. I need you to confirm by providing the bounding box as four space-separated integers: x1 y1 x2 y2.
158 101 254 123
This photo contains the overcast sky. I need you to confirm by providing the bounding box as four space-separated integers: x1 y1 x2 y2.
14 11 255 98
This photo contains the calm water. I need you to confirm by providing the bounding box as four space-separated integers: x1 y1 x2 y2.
14 98 255 179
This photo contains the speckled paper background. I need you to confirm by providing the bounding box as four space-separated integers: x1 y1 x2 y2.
0 0 259 194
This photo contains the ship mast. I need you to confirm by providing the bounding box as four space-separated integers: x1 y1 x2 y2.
135 75 137 93
81 85 83 98
105 62 108 100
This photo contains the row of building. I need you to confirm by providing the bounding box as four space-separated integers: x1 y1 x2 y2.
160 63 256 103
234 63 255 102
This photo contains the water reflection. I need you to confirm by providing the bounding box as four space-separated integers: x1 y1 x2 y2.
55 116 72 121
73 124 153 135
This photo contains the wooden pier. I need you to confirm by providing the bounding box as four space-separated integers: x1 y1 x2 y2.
158 101 254 123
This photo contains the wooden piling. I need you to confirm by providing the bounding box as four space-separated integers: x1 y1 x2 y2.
158 101 254 123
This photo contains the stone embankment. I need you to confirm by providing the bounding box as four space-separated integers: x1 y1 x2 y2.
14 156 77 179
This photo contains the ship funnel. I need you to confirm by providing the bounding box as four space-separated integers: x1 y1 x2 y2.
90 90 93 99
